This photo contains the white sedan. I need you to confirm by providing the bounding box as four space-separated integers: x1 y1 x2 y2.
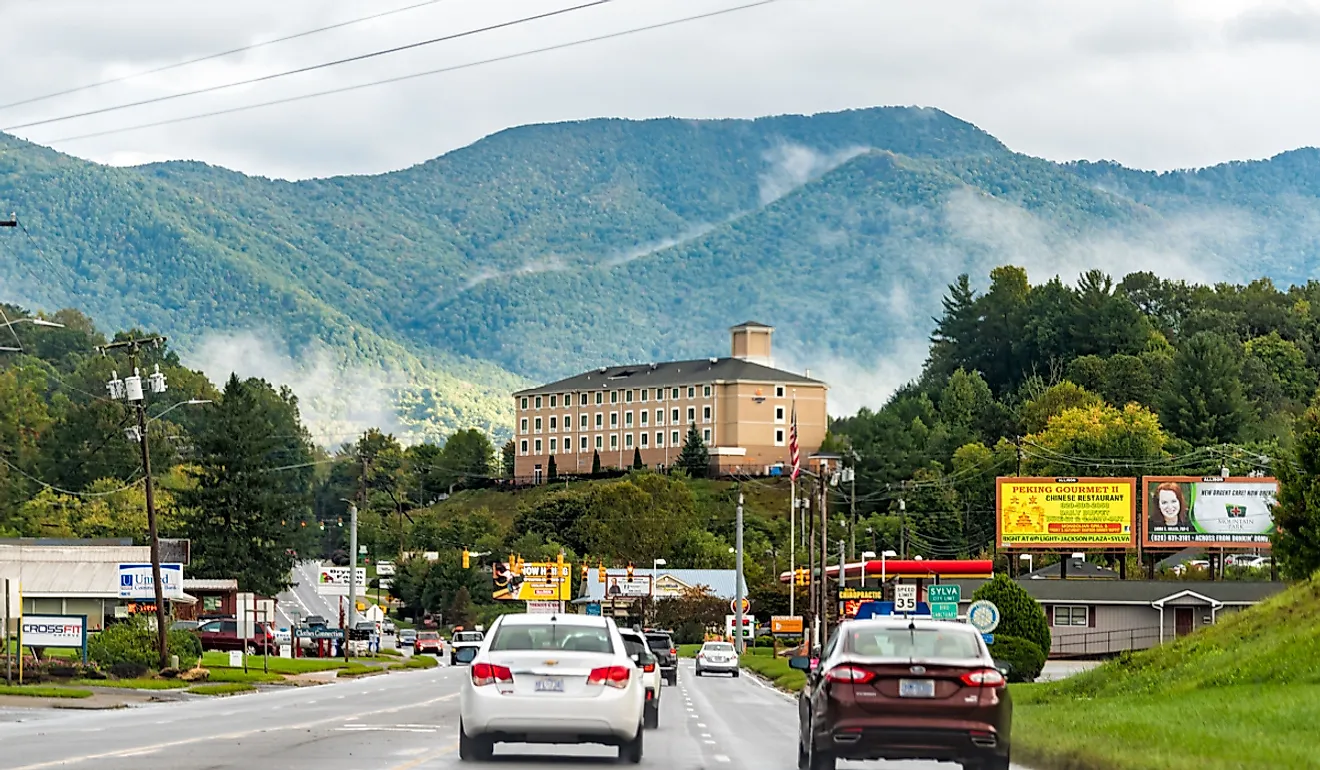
457 613 645 763
695 640 740 677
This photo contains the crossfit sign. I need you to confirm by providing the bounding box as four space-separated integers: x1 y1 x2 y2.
21 614 88 650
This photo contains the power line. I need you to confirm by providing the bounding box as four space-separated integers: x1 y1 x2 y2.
2 0 615 133
33 0 783 147
0 0 455 114
0 453 145 498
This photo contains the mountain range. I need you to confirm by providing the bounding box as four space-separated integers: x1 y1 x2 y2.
3 105 1319 443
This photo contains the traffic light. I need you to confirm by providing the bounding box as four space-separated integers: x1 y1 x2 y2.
581 564 589 581
462 549 470 569
626 562 634 578
598 562 606 582
794 567 808 586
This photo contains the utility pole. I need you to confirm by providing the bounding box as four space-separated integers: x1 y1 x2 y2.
806 489 816 643
818 475 830 645
734 491 745 655
347 502 359 661
100 336 170 671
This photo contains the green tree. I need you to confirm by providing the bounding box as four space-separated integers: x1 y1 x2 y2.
1025 402 1166 479
1272 396 1320 578
677 424 709 477
591 450 601 475
1160 332 1250 445
447 586 475 628
1101 354 1155 408
441 428 496 485
1245 332 1314 404
632 447 644 469
182 375 315 596
971 574 1050 657
547 454 558 480
1019 381 1102 434
502 440 515 478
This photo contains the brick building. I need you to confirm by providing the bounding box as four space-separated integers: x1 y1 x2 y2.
511 323 828 480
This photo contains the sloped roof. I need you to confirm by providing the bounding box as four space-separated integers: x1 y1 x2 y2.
515 357 824 397
1023 559 1121 580
936 578 1286 605
184 579 238 592
0 544 151 598
577 569 739 602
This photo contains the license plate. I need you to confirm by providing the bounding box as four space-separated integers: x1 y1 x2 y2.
534 677 563 693
899 679 936 698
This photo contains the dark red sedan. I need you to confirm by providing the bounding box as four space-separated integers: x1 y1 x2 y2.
791 617 1012 770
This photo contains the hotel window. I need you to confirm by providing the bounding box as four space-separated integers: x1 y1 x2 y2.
549 395 557 408
580 436 589 451
520 397 528 409
641 433 649 447
625 412 634 427
610 434 618 449
656 409 664 425
640 389 648 402
563 413 571 430
610 412 619 428
703 385 711 397
1053 606 1089 627
596 392 603 405
611 390 619 404
775 429 786 446
625 433 634 449
775 406 785 423
686 407 695 423
595 413 603 428
580 393 589 406
656 432 665 447
520 440 528 454
687 386 695 399
703 406 711 422
671 408 680 423
549 438 557 453
534 417 542 432
640 411 649 426
671 431 680 445
702 428 711 443
595 435 603 449
655 388 663 401
580 414 589 430
775 385 785 398
671 388 680 399
562 438 571 454
549 416 557 430
626 390 634 403
520 418 528 433
535 396 542 409
534 439 542 453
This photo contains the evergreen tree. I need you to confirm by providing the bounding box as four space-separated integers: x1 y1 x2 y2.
182 375 314 596
591 450 602 475
1159 332 1250 445
971 574 1051 656
1273 395 1320 578
502 440 515 478
547 454 558 481
446 586 475 628
632 447 644 469
677 424 709 477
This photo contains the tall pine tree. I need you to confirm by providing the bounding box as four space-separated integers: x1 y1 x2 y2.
591 450 602 475
1273 395 1320 578
632 447 644 469
1159 332 1250 445
182 375 315 596
677 424 709 477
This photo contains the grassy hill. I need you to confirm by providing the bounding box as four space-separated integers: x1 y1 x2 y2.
1015 575 1320 769
5 105 1320 440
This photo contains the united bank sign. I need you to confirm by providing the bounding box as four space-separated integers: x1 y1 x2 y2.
117 563 185 599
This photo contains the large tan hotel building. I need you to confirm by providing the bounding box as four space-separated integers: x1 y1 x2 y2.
512 323 828 481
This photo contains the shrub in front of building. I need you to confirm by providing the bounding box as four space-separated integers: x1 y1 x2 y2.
971 573 1051 657
989 635 1046 683
88 618 202 672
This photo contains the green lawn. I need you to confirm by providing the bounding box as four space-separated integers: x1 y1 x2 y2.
401 656 438 670
678 644 701 659
0 685 93 698
73 678 188 690
203 668 284 684
199 653 352 674
188 683 256 696
739 650 805 692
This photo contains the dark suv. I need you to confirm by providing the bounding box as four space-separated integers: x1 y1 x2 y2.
644 630 678 686
791 617 1012 770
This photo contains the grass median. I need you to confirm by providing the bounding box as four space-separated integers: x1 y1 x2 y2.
0 685 94 698
73 678 189 690
188 683 257 696
739 648 806 692
199 653 356 674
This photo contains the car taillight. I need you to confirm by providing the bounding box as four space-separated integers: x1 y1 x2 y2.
960 668 1006 688
669 648 677 656
471 663 512 687
824 665 875 684
643 663 655 673
587 665 631 689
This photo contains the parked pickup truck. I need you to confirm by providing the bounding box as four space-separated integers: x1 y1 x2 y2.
449 629 484 665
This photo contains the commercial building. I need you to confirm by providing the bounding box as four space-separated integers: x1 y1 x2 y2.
511 322 828 480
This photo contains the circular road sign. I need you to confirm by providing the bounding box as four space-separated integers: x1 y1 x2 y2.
730 597 750 614
967 600 1001 634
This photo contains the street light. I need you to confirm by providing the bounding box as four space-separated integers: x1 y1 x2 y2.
1019 553 1033 574
650 558 665 600
148 399 212 423
879 549 898 585
861 551 876 588
1 318 65 329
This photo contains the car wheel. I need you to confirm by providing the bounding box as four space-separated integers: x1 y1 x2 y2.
246 644 259 656
644 700 660 729
807 738 836 770
732 669 740 678
695 667 703 677
797 737 809 770
458 722 493 761
618 723 644 764
964 757 1010 770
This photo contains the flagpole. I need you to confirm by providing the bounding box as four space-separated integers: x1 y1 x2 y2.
789 477 795 618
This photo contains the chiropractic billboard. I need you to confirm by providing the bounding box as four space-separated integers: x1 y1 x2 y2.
1143 476 1277 548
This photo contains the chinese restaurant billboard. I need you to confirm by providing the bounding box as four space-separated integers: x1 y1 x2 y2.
997 477 1136 549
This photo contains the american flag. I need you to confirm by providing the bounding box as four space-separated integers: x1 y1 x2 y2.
789 400 800 480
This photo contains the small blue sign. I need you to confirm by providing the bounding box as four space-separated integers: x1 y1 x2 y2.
982 633 994 645
853 601 932 620
586 603 602 616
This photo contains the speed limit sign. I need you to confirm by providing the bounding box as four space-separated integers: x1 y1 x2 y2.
894 584 917 613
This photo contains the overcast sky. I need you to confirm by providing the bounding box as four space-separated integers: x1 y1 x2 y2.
3 0 1319 180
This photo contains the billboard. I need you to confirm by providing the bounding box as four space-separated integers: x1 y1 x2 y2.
1143 476 1277 548
604 576 651 598
315 567 368 596
997 478 1136 549
118 564 185 599
493 560 572 601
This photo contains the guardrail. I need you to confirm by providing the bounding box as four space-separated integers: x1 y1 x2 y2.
1051 626 1163 658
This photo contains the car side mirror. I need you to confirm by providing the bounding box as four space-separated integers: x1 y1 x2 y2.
993 659 1012 676
453 647 478 664
630 653 641 664
788 656 811 671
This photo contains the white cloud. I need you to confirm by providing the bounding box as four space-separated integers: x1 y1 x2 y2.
779 338 930 418
187 330 413 448
758 143 869 205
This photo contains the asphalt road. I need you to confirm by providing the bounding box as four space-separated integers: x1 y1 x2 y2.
0 659 1031 770
276 560 348 629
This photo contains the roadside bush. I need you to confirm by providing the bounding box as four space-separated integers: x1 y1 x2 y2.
88 618 202 671
989 635 1045 683
971 574 1051 657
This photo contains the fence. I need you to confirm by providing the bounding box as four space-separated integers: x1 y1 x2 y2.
1050 626 1163 658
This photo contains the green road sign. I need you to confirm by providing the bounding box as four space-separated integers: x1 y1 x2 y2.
927 585 961 603
930 602 958 620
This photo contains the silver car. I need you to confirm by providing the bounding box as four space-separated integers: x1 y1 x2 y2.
695 641 740 677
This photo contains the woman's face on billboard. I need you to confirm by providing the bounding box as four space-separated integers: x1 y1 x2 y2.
1158 489 1181 522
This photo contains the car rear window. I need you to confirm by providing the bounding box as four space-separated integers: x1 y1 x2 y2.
844 627 982 659
703 643 735 653
490 623 614 653
454 632 483 642
645 634 672 650
418 632 439 640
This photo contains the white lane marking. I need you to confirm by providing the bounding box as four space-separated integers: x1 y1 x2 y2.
336 726 436 733
697 723 707 728
702 733 712 738
714 754 730 763
704 740 716 745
